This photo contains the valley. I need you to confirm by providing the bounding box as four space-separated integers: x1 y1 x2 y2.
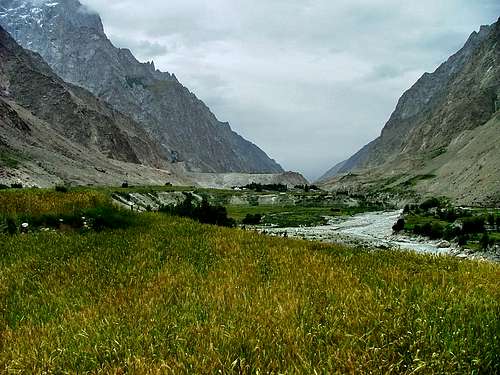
0 0 498 373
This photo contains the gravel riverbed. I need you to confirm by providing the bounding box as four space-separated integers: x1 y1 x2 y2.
259 210 500 262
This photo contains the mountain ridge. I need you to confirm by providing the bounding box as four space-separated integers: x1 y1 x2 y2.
319 19 500 205
0 0 283 174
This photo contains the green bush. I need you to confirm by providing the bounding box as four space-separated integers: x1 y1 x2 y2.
480 233 491 250
413 222 444 239
244 183 287 192
458 234 469 246
55 185 69 193
392 218 405 232
462 216 485 234
242 213 263 225
419 197 442 211
443 226 460 241
6 216 18 235
84 205 137 231
160 194 235 228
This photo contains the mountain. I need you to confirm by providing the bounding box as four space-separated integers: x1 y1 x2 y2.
0 24 195 186
0 0 283 174
319 19 500 206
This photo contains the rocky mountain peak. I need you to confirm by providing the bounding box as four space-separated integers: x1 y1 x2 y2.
0 0 284 174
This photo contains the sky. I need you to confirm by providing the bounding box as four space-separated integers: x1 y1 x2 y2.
81 0 499 180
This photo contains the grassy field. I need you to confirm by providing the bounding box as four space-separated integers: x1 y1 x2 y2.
0 190 499 373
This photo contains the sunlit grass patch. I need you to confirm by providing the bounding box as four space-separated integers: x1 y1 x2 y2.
0 189 108 216
0 190 499 373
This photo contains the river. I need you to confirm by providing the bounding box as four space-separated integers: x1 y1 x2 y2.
261 210 499 261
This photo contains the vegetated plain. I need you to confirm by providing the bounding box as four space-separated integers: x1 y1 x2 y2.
0 188 499 373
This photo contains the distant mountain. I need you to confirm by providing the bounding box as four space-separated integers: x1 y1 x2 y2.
319 19 500 206
0 0 283 174
316 159 347 183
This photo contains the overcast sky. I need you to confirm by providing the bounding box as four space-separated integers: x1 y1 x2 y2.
82 0 499 180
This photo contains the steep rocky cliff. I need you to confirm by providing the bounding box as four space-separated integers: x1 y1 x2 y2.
1 24 197 186
320 19 500 205
0 0 283 173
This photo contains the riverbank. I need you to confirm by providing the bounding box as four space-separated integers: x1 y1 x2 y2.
259 210 500 262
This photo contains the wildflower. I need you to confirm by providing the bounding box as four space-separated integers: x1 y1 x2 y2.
21 223 29 229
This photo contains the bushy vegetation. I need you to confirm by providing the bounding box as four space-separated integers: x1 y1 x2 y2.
0 189 499 372
55 185 70 193
401 197 499 250
242 213 263 225
243 182 288 192
0 190 136 234
0 150 21 168
159 193 236 228
392 218 405 232
294 184 321 192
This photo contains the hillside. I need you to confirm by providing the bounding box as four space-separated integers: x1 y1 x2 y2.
0 24 197 186
0 0 283 174
319 19 500 205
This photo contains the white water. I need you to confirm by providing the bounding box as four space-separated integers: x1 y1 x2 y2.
262 210 451 255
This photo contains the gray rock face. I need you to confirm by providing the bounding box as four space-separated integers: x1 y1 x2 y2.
0 24 169 168
323 20 499 177
0 0 283 173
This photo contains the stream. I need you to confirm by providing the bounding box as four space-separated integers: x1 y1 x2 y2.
261 210 499 261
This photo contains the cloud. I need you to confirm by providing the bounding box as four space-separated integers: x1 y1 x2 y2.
81 0 499 179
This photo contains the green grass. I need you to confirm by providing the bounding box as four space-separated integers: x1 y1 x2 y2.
404 215 449 231
0 190 499 373
0 150 22 169
227 205 334 227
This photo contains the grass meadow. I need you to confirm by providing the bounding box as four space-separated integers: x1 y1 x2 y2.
0 189 499 373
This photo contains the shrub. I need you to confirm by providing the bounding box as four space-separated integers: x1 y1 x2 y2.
429 223 444 239
84 205 137 231
438 208 457 222
121 182 129 188
6 216 18 235
160 194 235 228
480 233 491 250
392 218 405 232
10 183 23 189
55 185 69 193
412 222 444 239
242 214 263 225
0 184 9 190
419 197 441 211
244 183 287 193
458 234 469 246
462 217 486 234
443 226 460 241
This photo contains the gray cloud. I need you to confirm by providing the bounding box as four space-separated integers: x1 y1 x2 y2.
82 0 499 180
